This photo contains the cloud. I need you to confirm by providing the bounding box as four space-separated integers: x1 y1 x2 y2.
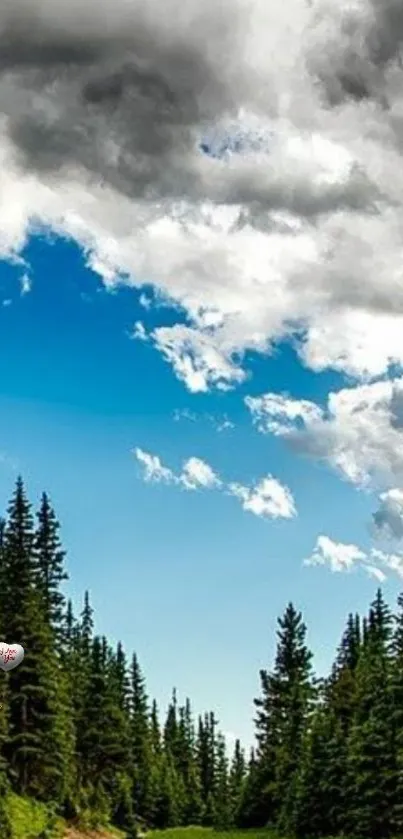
19 272 31 294
173 408 234 432
372 488 403 540
305 534 403 581
246 392 324 436
305 535 367 573
134 448 176 484
133 448 295 519
3 0 403 388
246 377 403 490
180 456 221 490
247 380 403 578
134 448 221 491
228 476 296 520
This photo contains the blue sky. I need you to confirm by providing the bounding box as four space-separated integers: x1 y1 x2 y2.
0 233 401 750
2 0 403 751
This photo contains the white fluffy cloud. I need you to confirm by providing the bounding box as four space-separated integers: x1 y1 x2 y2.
305 535 367 573
228 476 296 519
246 377 403 490
248 378 403 577
180 456 221 490
133 448 295 519
305 534 403 582
3 0 403 389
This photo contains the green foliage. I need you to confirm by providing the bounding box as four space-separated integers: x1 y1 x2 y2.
253 602 314 831
4 476 403 839
6 792 62 839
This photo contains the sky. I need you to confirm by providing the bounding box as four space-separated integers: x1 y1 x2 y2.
1 0 403 751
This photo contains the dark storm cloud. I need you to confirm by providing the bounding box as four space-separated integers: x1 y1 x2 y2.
307 0 403 108
0 0 388 217
0 0 245 200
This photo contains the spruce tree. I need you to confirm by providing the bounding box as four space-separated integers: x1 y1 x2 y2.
391 590 403 834
34 493 68 646
197 712 217 824
107 643 136 835
3 479 74 803
213 733 231 829
130 653 152 821
345 590 395 839
229 739 246 826
254 602 314 830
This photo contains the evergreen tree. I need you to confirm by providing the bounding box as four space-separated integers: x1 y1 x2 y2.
229 739 246 826
213 733 231 829
150 700 161 757
177 699 203 824
197 712 217 823
34 493 68 645
108 643 136 835
345 590 395 839
391 590 403 834
238 748 268 827
254 602 314 830
130 653 152 821
3 479 73 802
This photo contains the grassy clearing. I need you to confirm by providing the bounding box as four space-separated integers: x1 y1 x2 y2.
148 829 274 839
6 807 271 839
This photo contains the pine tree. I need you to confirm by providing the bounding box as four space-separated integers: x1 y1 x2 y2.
177 699 203 824
107 643 136 835
254 603 314 831
292 700 346 838
305 612 362 836
238 748 268 827
130 653 152 821
214 733 231 829
150 700 161 757
3 479 75 803
81 590 94 661
79 636 135 823
154 750 184 828
345 590 395 839
229 739 246 826
391 591 403 834
34 493 68 646
197 712 217 824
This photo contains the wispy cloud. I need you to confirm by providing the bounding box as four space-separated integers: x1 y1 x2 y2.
20 273 31 295
133 448 221 492
134 449 176 485
133 448 296 520
305 534 403 582
173 408 234 432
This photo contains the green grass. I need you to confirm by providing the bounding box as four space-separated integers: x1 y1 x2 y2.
6 792 65 838
148 828 274 839
6 791 128 839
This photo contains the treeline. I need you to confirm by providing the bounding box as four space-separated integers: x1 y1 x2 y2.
0 478 402 839
0 478 245 837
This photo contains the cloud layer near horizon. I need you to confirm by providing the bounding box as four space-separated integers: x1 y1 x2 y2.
2 0 403 391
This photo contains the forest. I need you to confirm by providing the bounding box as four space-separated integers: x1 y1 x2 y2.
0 476 400 839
